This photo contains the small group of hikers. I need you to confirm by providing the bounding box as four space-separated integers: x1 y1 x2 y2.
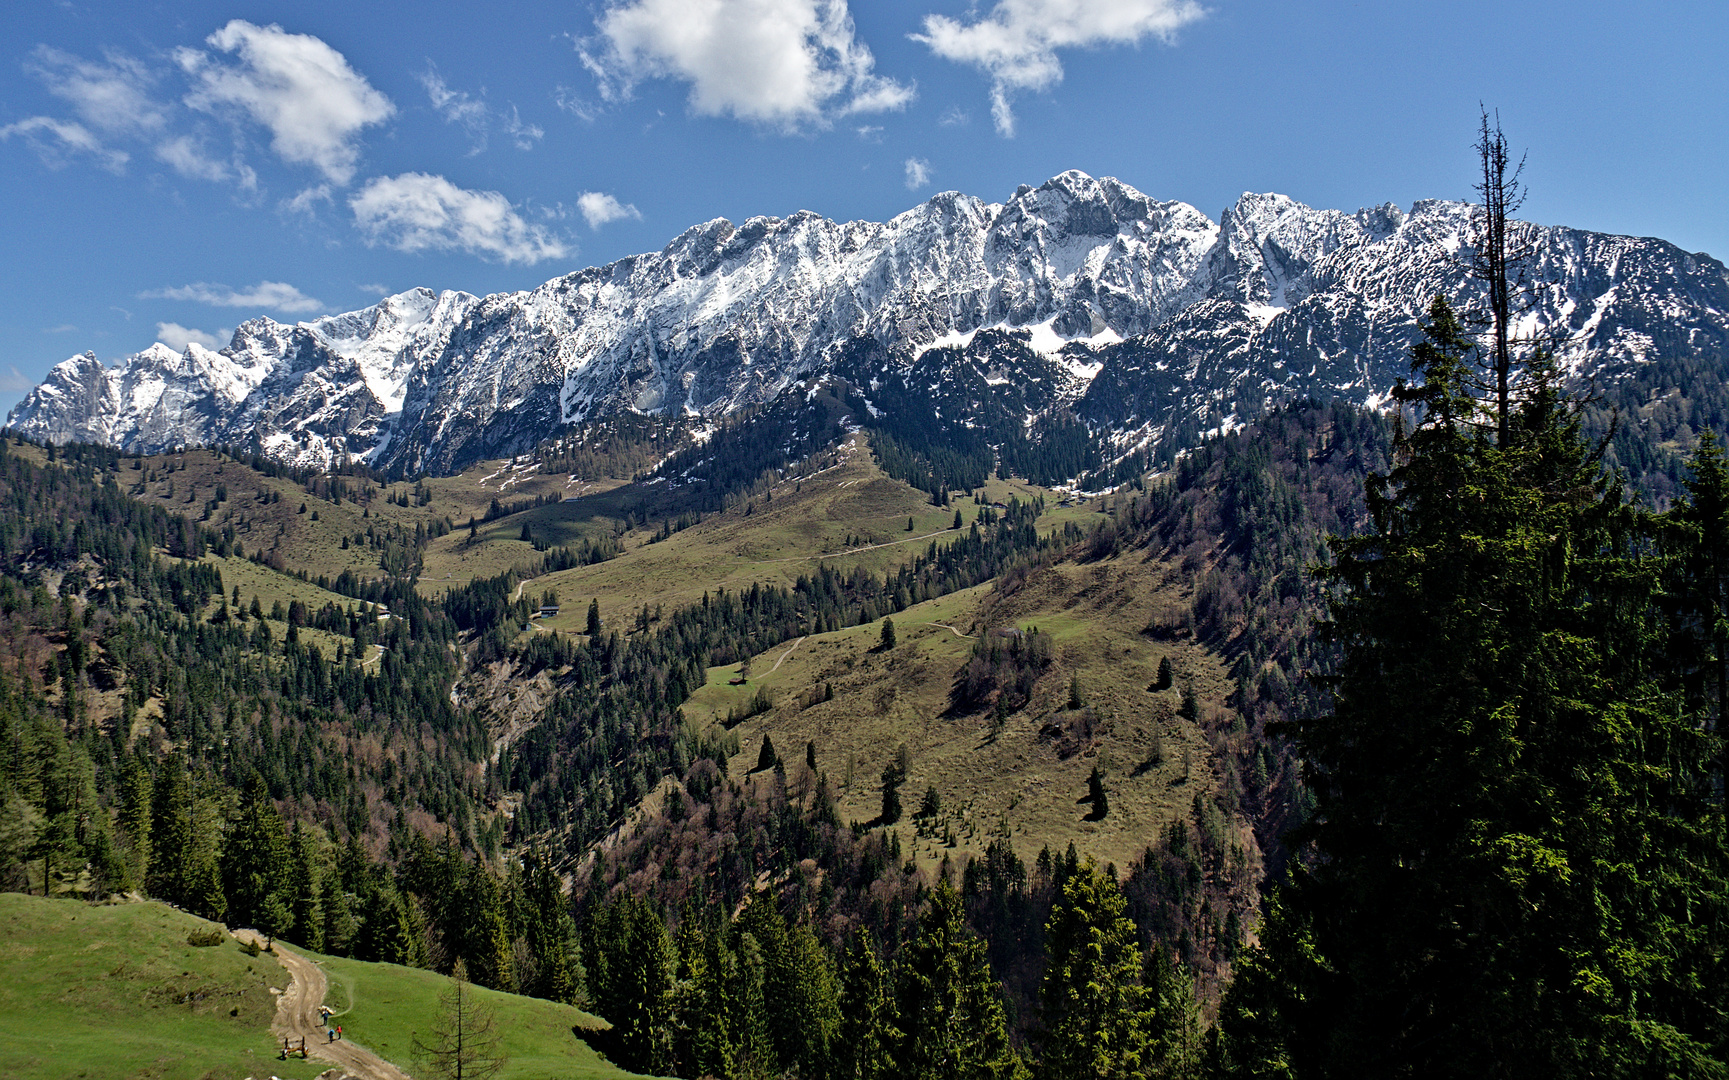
318 1004 343 1043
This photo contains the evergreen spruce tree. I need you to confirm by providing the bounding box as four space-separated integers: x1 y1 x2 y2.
837 928 898 1080
524 850 575 1003
146 756 192 905
880 764 903 826
892 882 1018 1080
286 823 321 950
584 895 675 1074
116 756 152 889
1038 858 1150 1080
1214 291 1729 1075
460 858 514 992
771 922 841 1075
318 870 356 957
1666 430 1729 839
672 911 740 1079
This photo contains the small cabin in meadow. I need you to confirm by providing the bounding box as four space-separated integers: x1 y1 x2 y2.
538 605 561 618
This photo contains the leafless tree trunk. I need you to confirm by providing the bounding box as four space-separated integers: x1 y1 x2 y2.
412 958 508 1080
1469 109 1528 445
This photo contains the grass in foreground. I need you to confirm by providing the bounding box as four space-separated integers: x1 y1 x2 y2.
0 892 321 1080
0 893 643 1080
301 946 637 1080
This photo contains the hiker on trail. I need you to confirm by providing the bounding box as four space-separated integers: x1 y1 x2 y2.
328 1027 336 1043
337 1025 343 1041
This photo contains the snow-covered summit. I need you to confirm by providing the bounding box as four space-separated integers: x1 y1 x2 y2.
10 172 1728 475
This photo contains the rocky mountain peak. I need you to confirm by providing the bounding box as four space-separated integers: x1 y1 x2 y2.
9 171 1728 480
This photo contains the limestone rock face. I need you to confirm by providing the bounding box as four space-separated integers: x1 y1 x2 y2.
11 171 1728 477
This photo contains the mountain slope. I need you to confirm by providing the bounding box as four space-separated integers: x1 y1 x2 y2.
11 171 1728 479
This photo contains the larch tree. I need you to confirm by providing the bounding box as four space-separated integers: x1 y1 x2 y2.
412 957 507 1080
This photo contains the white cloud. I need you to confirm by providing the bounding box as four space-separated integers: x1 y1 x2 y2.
154 134 257 187
577 191 642 229
350 173 570 264
421 65 543 153
155 322 230 351
28 46 168 135
553 85 601 122
503 106 544 150
179 20 394 184
282 184 333 215
13 44 268 189
420 65 490 152
43 324 77 334
0 116 128 172
357 283 390 297
938 104 969 127
854 124 882 141
913 0 1203 135
582 0 913 129
142 281 323 313
904 157 932 190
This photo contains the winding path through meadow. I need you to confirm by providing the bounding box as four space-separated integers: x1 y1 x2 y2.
233 929 412 1080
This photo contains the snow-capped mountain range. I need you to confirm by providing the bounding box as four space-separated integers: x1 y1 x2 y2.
10 171 1728 477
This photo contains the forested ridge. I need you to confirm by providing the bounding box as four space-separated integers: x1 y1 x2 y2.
3 122 1727 1075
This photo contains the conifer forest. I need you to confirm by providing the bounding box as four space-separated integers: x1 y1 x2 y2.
1 121 1724 1080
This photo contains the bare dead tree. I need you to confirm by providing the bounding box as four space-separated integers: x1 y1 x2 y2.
1467 108 1535 445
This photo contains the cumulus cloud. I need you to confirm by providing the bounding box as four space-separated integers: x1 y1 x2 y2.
582 0 913 129
577 191 641 229
350 173 570 264
0 115 128 171
141 281 323 313
179 20 394 184
904 157 932 190
913 0 1203 135
155 322 230 351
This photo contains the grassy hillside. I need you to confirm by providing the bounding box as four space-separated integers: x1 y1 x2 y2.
0 892 319 1080
296 946 634 1080
685 545 1238 879
0 893 639 1080
445 433 1095 639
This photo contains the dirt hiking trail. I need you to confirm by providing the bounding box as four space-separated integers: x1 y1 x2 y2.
233 929 413 1080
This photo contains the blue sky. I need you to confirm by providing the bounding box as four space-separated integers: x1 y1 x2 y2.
2 0 1725 416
